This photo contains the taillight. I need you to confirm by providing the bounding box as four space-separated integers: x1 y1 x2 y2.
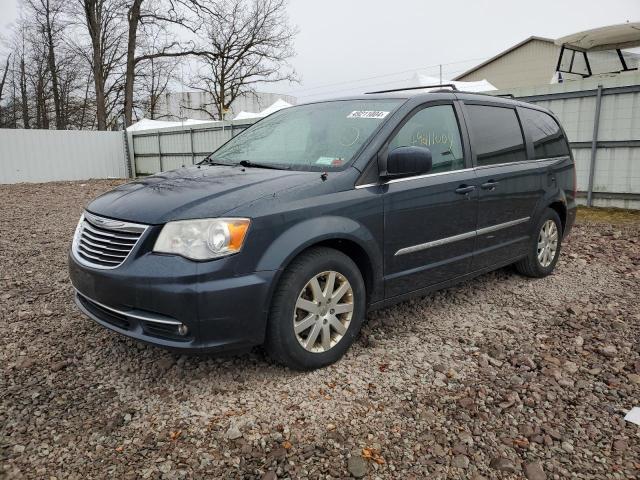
572 162 577 198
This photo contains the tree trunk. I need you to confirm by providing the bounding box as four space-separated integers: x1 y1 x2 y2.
11 59 18 128
80 75 91 128
44 0 64 129
92 47 107 131
0 55 10 104
19 58 30 129
84 0 107 130
124 0 143 128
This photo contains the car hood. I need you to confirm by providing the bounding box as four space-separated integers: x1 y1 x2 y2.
86 165 320 224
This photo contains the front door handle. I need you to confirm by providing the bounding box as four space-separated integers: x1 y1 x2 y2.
455 185 476 195
480 180 500 190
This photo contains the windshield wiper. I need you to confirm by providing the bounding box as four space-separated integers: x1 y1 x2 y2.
238 160 290 170
198 155 234 166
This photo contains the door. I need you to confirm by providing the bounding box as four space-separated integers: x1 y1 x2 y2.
462 103 545 270
383 103 478 298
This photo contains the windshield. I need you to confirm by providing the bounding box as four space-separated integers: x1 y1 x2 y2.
211 99 402 171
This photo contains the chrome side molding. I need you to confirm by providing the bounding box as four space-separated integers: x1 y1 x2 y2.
395 217 530 256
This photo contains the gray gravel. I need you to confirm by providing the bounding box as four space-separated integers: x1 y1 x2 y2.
1 180 639 479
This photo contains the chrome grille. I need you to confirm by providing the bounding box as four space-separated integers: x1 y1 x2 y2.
72 212 147 269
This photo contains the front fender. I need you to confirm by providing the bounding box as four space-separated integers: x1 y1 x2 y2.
255 215 384 302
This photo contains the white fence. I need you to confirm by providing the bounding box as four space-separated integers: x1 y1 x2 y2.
0 128 128 184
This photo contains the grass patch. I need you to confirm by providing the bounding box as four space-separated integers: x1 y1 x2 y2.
576 206 640 224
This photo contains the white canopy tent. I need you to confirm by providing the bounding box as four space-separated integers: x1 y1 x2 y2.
233 98 293 120
126 118 220 132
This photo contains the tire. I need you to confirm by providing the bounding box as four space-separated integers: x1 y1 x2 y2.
515 208 562 278
265 247 366 370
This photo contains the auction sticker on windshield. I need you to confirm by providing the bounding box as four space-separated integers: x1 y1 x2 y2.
347 111 389 119
316 157 344 166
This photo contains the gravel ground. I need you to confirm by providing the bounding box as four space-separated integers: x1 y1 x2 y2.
1 180 639 480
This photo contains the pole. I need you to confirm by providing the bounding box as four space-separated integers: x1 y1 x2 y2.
439 64 442 85
587 84 603 207
157 131 163 172
189 129 195 165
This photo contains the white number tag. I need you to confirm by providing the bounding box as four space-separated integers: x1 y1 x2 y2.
347 111 389 119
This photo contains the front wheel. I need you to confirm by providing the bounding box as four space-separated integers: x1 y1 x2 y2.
265 247 366 370
515 208 562 278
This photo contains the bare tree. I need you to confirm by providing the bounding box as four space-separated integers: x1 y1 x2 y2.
122 0 209 127
0 55 10 107
26 0 67 129
2 0 298 130
76 0 127 130
188 0 297 120
0 54 10 126
134 29 181 120
12 20 32 129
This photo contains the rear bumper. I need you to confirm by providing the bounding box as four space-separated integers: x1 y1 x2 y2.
69 250 277 352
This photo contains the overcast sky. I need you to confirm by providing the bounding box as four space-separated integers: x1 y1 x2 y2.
1 0 637 101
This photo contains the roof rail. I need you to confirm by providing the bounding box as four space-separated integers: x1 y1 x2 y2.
496 93 515 98
365 84 459 94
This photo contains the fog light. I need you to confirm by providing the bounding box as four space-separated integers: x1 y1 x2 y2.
178 324 189 336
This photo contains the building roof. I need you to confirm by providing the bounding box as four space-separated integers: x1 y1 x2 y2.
453 36 555 80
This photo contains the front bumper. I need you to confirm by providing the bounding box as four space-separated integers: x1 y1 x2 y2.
69 247 277 352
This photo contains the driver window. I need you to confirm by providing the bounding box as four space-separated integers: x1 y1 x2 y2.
388 105 465 173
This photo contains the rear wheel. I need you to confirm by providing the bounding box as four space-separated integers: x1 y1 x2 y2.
515 208 562 278
265 247 366 370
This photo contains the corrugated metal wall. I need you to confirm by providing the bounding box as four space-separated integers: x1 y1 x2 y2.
456 39 560 89
493 73 640 209
0 129 127 184
130 120 257 175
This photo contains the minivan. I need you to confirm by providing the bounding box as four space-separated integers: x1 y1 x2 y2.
69 88 576 370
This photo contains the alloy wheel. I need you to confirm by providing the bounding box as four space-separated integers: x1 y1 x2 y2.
293 271 354 353
537 219 559 268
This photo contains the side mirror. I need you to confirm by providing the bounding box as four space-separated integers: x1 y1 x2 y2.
386 146 432 177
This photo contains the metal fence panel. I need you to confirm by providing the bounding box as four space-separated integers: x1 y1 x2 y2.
0 128 126 184
591 147 640 193
131 121 256 176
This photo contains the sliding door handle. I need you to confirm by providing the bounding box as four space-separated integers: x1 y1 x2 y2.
481 180 500 190
455 185 476 195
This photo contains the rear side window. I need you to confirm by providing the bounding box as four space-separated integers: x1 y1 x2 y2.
388 105 465 173
466 105 527 166
519 108 571 159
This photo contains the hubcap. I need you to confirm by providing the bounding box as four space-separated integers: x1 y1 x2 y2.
293 271 354 353
537 219 559 268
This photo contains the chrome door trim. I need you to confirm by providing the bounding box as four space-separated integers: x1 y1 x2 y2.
476 217 530 236
355 156 568 189
395 230 477 256
355 168 474 189
394 216 531 256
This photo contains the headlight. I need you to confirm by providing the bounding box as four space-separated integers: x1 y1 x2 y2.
153 218 250 260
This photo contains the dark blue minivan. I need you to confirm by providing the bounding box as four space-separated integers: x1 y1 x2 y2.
69 89 576 370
